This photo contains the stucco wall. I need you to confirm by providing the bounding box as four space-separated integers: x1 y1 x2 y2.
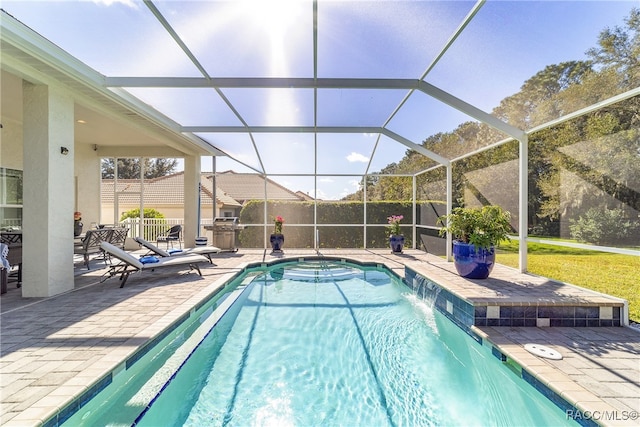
74 143 101 229
1 72 24 170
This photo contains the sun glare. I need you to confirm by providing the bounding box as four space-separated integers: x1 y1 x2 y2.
236 1 308 124
241 0 304 38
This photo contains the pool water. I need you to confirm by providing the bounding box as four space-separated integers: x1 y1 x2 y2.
130 262 573 427
60 261 576 426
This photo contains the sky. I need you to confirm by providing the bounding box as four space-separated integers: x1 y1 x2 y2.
2 0 637 199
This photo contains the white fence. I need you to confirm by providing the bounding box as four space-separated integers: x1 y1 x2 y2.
119 218 214 242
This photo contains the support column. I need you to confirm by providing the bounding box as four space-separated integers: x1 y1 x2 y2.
22 82 74 297
519 135 529 273
446 163 453 261
183 154 201 248
412 175 417 249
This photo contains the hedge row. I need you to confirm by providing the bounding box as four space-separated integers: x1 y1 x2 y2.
237 200 441 248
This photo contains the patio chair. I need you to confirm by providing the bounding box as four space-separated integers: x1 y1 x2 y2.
157 224 182 249
108 227 129 250
74 228 113 270
1 231 22 287
100 241 209 288
134 236 221 263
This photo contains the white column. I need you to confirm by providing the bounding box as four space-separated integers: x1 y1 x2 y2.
183 154 201 248
22 82 75 297
446 163 453 261
412 175 417 249
519 135 528 273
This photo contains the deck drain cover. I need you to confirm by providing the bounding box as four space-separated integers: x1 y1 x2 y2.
524 344 562 360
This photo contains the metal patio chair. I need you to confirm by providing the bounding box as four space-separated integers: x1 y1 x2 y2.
157 224 182 249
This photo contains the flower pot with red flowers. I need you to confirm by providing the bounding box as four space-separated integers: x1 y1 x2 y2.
270 215 285 252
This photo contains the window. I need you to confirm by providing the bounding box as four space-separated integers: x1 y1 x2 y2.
0 168 23 230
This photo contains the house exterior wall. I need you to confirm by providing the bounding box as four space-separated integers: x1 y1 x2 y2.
74 143 101 231
1 72 24 170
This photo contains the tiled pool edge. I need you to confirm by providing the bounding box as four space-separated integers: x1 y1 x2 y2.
404 267 625 329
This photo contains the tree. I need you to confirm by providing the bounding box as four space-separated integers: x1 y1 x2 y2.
492 61 592 130
101 158 178 179
587 7 640 89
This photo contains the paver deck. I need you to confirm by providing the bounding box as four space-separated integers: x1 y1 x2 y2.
1 249 638 426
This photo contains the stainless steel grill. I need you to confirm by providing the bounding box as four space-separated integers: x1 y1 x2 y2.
205 217 241 251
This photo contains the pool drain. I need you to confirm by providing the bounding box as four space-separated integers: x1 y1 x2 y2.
524 343 563 360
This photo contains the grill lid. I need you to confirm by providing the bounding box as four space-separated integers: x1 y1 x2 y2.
213 217 239 224
211 217 240 229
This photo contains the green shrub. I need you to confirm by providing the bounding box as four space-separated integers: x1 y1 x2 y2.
120 208 167 241
119 208 165 221
437 205 512 249
570 208 638 245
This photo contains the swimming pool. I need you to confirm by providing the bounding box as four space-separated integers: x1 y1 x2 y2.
61 260 575 426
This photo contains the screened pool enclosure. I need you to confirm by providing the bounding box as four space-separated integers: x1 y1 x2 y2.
1 1 638 278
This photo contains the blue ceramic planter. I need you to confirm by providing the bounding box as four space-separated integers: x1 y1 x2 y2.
452 241 495 279
270 233 284 252
389 235 405 253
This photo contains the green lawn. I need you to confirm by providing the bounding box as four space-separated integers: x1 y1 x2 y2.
496 241 640 323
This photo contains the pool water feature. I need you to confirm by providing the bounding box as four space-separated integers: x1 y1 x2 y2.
62 260 575 426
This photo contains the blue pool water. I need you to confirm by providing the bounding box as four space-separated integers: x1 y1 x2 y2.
62 261 575 426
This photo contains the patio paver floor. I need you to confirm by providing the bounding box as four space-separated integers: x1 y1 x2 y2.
1 249 638 426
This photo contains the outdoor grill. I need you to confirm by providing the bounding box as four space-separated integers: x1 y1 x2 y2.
206 217 241 252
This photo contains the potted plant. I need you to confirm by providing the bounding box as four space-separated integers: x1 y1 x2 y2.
386 214 405 254
270 215 285 252
438 205 511 279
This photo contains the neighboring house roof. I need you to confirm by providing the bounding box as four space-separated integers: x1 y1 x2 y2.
199 178 240 208
209 171 306 203
296 191 315 201
101 171 303 208
102 174 190 205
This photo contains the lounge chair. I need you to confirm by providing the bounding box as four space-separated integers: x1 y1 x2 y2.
100 241 209 288
134 237 221 263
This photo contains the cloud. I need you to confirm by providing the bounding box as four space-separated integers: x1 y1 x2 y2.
346 152 369 163
335 179 361 199
313 188 329 200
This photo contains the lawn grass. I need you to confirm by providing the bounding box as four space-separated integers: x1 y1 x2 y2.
496 241 640 323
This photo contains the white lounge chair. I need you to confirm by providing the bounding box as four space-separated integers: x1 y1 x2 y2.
100 241 209 288
134 237 221 263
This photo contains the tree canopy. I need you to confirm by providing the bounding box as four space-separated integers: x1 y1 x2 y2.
101 158 178 180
